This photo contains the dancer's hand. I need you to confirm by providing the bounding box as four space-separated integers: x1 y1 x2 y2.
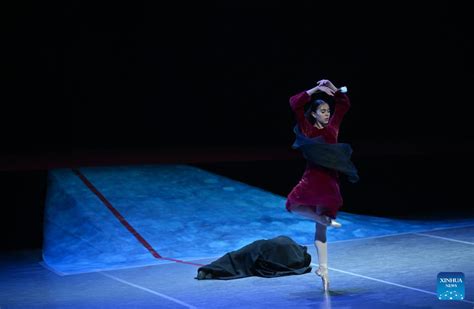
306 83 335 96
315 85 335 96
317 79 338 92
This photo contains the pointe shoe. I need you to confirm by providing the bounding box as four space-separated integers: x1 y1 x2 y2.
196 270 213 280
329 218 342 228
315 266 330 291
319 215 342 228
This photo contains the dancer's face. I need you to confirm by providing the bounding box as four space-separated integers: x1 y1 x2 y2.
311 103 330 125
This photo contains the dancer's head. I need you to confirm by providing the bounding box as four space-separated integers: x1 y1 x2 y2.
306 99 331 127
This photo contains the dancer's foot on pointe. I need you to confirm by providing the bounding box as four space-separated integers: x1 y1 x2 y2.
315 266 330 291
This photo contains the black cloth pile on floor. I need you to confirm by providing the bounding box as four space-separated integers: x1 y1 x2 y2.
195 235 312 280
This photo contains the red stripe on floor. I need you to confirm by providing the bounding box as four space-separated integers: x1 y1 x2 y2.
72 168 205 267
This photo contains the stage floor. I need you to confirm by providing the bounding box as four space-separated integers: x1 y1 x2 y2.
1 164 473 308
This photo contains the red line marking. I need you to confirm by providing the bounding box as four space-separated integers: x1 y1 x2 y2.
72 168 204 267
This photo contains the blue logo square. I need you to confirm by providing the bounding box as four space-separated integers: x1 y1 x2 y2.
437 272 465 300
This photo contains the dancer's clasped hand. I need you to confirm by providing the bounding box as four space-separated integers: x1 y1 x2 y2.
315 85 335 97
317 79 338 92
306 79 341 97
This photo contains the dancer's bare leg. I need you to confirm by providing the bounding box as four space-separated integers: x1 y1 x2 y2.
291 205 341 228
314 222 330 291
290 205 328 224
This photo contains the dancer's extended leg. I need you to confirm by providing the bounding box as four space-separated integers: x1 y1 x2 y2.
291 205 341 228
315 222 330 291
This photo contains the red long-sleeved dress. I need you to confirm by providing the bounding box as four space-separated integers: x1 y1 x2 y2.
285 90 351 219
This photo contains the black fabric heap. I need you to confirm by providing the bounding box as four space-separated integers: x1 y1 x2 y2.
195 235 312 280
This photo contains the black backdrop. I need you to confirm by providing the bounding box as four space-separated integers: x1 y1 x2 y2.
4 2 473 152
1 2 473 249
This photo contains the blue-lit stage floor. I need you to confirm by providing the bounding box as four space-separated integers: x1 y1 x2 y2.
1 164 473 308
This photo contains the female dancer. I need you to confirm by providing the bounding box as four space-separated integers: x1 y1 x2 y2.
286 79 357 291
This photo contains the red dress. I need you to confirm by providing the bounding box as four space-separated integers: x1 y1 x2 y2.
285 90 351 219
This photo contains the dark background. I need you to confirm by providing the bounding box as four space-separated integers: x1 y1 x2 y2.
1 2 473 250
